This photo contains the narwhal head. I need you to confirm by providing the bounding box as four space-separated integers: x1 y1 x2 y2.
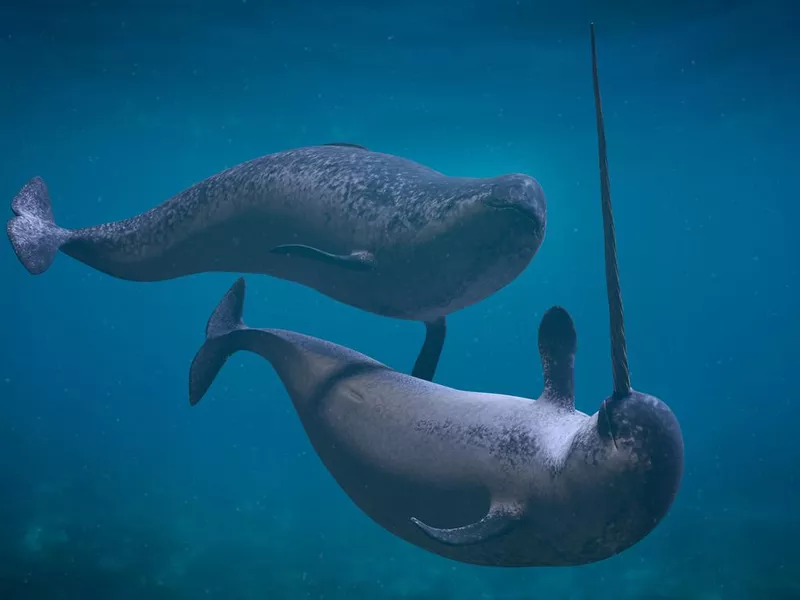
594 388 685 530
429 173 546 249
471 174 547 264
536 307 684 500
403 172 547 320
552 384 684 563
479 173 547 235
537 306 684 560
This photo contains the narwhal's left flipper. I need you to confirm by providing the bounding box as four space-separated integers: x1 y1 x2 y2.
411 317 446 382
269 244 377 272
410 500 523 546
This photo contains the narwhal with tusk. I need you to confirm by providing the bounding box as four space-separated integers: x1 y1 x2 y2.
187 23 684 567
7 141 547 382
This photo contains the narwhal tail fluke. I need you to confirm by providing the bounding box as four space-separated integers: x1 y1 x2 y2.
590 23 631 398
189 277 248 406
7 177 72 275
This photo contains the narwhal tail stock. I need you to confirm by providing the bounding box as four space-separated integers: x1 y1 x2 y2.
590 22 631 398
7 177 72 275
189 277 249 406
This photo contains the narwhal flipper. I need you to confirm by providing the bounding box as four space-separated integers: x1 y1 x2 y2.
269 244 377 272
410 501 524 546
537 306 577 410
7 177 72 275
411 317 446 382
189 278 248 406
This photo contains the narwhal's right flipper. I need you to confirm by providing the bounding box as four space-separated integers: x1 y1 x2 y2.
411 317 446 382
410 501 523 546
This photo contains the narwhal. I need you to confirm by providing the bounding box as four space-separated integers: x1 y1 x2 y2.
186 24 684 567
7 140 546 382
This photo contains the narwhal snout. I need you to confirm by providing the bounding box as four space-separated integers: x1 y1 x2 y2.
599 390 685 525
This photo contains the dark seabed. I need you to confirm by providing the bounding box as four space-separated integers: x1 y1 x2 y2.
1 0 798 598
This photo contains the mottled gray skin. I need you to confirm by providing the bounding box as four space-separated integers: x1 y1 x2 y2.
7 144 546 322
191 279 684 567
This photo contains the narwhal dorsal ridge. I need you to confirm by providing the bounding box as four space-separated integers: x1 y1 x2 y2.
537 306 577 410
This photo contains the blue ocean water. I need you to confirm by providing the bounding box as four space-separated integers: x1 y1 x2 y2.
1 0 798 598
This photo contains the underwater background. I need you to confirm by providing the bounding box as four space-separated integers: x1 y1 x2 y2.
1 0 798 598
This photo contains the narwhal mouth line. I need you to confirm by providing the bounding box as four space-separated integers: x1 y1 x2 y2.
483 200 543 226
601 398 619 451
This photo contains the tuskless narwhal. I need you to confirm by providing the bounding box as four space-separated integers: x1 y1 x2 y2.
186 24 684 567
7 141 546 382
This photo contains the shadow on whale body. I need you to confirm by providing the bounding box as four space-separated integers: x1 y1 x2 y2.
186 22 684 568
